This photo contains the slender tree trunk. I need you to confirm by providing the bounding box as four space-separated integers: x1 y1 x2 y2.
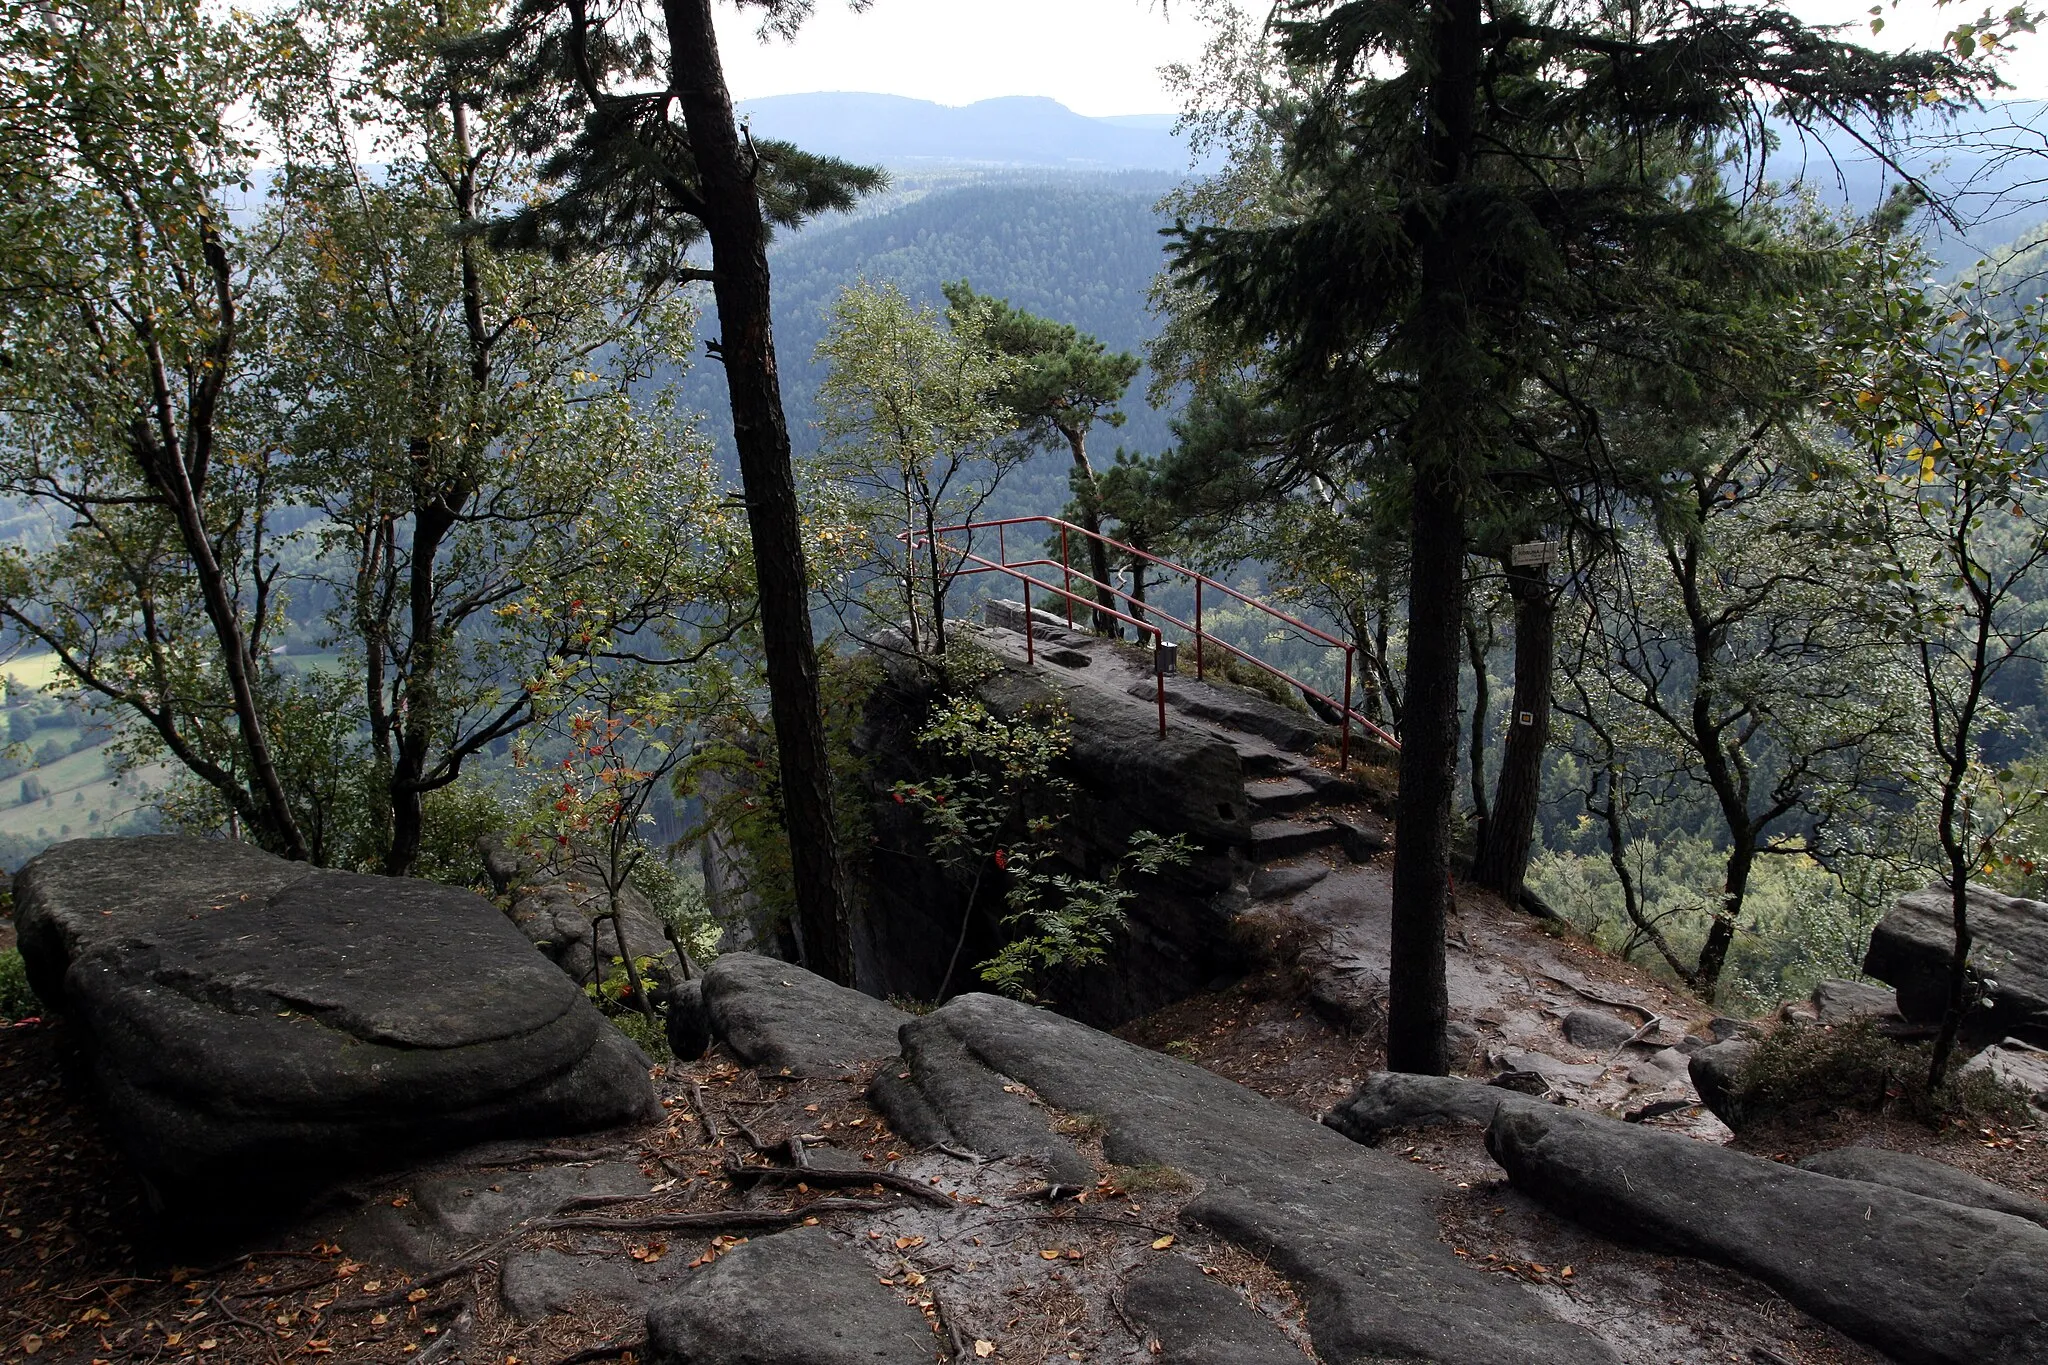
1389 463 1463 1075
1928 860 1974 1087
609 895 656 1022
1475 562 1554 903
1464 603 1491 859
1929 613 1995 1088
1693 840 1755 998
134 421 309 862
1065 429 1119 637
384 484 457 877
665 0 850 983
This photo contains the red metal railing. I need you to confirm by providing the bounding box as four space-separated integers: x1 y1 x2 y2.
909 515 1399 770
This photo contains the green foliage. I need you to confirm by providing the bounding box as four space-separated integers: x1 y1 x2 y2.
603 1003 672 1064
0 949 36 1022
977 828 1192 999
895 695 1192 1000
942 280 1141 463
1738 1019 2037 1128
1821 235 2048 1081
811 280 1026 654
734 175 1182 476
1527 840 1912 1014
629 856 721 966
681 649 883 947
413 782 515 890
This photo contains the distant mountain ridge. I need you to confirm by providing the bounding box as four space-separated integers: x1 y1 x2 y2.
735 93 1194 171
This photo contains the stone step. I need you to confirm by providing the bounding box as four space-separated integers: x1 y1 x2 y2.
1249 862 1332 902
1244 775 1319 814
1237 749 1296 778
1249 818 1345 861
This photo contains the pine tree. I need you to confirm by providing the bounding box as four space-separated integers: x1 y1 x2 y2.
461 0 886 982
1167 0 1975 1073
942 283 1142 636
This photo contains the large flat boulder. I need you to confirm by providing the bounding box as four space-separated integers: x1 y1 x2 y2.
700 952 908 1077
889 994 1618 1364
13 836 656 1205
1486 1102 2048 1365
642 1226 934 1364
1865 883 2048 1043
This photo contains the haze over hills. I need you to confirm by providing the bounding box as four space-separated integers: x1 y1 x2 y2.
735 93 1196 171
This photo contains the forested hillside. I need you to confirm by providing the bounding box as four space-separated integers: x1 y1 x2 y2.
682 170 1183 519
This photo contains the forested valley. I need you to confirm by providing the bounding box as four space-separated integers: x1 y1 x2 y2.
5 1 2048 1359
0 0 2045 1034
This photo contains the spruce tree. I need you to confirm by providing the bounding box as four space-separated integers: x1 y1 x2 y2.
462 0 885 982
1168 0 1974 1073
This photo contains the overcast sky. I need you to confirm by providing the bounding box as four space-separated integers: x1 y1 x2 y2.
711 0 2045 115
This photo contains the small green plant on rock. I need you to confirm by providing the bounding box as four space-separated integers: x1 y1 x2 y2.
896 695 1190 1001
0 948 36 1022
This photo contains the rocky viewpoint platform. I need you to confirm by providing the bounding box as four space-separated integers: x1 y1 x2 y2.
7 928 2047 1365
4 606 2048 1364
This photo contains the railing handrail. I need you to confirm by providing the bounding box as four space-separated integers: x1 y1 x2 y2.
927 514 1351 652
910 515 1400 767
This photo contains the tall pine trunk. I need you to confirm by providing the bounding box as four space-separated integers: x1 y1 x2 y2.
666 0 850 983
1385 0 1484 1076
1464 603 1491 858
1474 562 1553 903
1389 464 1463 1075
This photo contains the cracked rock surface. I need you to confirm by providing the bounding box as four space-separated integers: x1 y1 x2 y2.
888 992 1619 1364
1487 1102 2048 1365
12 835 656 1205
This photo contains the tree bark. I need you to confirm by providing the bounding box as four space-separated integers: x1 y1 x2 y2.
1464 602 1491 859
1693 840 1755 996
1065 428 1119 637
1386 0 1483 1077
1474 562 1554 903
1928 866 1974 1087
664 0 850 983
1388 463 1463 1075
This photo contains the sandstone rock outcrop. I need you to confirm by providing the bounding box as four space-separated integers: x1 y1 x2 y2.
1865 883 2048 1043
14 836 656 1206
643 1227 934 1365
1487 1102 2048 1365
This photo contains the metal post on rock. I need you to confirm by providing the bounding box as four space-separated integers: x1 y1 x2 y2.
1153 628 1169 738
1060 526 1074 629
1022 577 1035 665
1194 580 1205 679
1340 650 1354 772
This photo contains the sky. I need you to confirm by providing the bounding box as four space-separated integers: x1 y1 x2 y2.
712 0 2047 115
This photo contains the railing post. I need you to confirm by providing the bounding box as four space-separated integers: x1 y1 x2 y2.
1155 628 1167 739
998 522 1006 570
1060 526 1074 628
1340 650 1354 773
1194 580 1204 679
1022 578 1035 665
